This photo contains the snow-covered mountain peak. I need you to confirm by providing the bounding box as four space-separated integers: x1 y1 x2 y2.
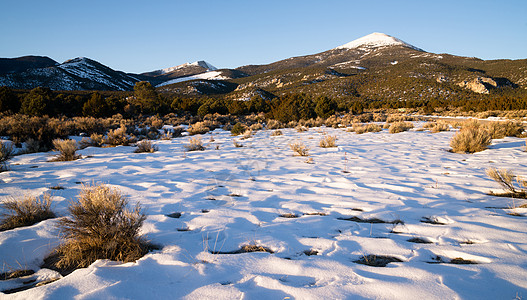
159 60 217 74
335 32 423 51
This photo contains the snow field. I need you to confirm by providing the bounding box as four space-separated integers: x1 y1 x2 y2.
1 124 526 299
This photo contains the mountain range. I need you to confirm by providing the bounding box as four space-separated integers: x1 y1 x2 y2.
1 33 526 101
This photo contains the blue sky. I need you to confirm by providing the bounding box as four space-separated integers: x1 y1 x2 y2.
1 0 526 73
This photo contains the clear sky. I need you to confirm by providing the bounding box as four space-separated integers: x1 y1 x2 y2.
1 0 526 74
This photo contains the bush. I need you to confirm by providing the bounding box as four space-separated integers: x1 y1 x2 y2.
485 121 524 139
187 122 210 135
106 124 135 146
270 130 283 136
54 184 148 269
266 119 282 129
0 141 14 171
450 126 491 153
79 133 105 148
486 168 526 199
289 141 309 156
184 137 205 151
389 121 414 134
0 194 55 231
135 140 158 153
354 124 382 134
52 139 80 161
319 135 337 148
230 122 246 136
424 122 450 133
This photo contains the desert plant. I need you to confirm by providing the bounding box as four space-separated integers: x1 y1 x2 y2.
0 141 14 171
289 141 309 156
270 129 283 136
319 135 337 148
485 121 524 139
266 119 282 129
486 168 527 199
240 130 253 140
105 124 135 146
354 124 382 134
134 140 158 153
233 140 243 147
160 131 173 140
0 194 55 231
450 126 491 153
54 184 148 269
230 122 246 136
184 137 205 151
389 121 414 134
79 133 105 148
295 125 308 132
52 139 80 161
187 122 210 135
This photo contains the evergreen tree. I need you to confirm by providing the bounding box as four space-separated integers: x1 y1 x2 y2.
0 86 19 113
133 81 160 114
314 96 337 118
21 87 51 116
82 92 106 117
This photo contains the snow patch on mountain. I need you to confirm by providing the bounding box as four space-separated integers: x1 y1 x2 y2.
156 71 228 87
335 32 423 51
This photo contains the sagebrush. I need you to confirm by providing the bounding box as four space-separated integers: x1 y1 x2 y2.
0 194 55 231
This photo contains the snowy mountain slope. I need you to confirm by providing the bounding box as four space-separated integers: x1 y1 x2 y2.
156 70 229 87
158 61 217 75
0 57 138 91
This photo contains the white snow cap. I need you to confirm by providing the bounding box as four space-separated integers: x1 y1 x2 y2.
159 60 217 74
335 32 423 51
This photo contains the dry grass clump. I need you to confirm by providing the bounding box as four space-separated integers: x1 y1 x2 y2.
0 141 14 171
53 184 148 269
240 130 253 140
386 115 415 123
51 139 80 161
0 194 55 231
188 121 210 135
388 121 414 133
450 126 491 153
295 125 308 132
319 135 337 148
485 121 524 139
270 130 283 136
289 141 309 156
486 168 527 199
354 124 382 134
134 140 158 153
233 140 243 148
184 137 206 151
249 123 264 131
105 124 135 146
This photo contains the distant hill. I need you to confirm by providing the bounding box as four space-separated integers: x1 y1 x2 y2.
0 56 58 75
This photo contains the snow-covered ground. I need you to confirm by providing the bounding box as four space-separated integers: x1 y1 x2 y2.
1 124 527 299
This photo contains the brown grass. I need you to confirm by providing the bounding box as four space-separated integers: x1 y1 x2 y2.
0 194 55 231
450 126 491 153
53 184 149 269
79 133 104 148
188 121 210 135
486 168 527 200
270 130 283 136
485 121 525 139
354 124 382 134
51 139 80 161
105 124 135 146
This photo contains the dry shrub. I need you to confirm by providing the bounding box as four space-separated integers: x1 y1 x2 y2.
135 140 158 153
249 123 263 131
296 125 308 132
80 133 104 148
240 130 253 140
319 135 337 148
185 137 205 151
450 126 491 153
188 121 210 135
271 130 283 136
485 121 524 139
289 141 309 156
354 124 382 134
52 139 80 161
230 122 246 136
160 131 173 140
54 184 148 269
386 115 415 123
233 140 243 148
0 141 14 171
25 138 45 153
266 119 282 129
389 121 414 134
0 194 55 231
106 124 135 146
486 168 527 199
423 122 450 133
